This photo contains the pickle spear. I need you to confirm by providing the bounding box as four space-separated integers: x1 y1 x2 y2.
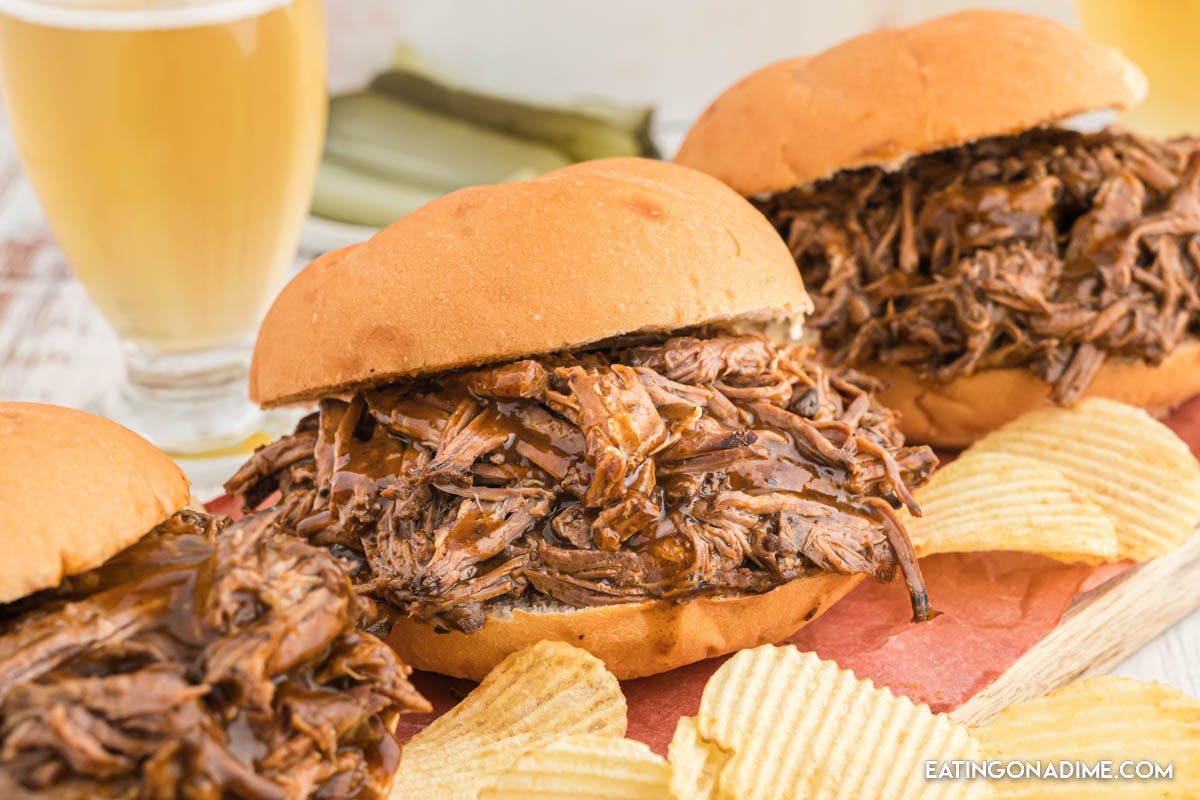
311 55 661 230
311 156 445 229
369 68 658 162
325 92 571 192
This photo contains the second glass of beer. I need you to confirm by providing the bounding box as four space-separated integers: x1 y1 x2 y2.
0 0 327 459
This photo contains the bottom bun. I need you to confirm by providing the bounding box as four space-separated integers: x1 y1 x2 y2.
387 572 862 681
871 337 1200 450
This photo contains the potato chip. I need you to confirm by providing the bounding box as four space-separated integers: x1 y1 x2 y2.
691 644 985 799
667 717 724 800
478 734 671 799
974 675 1200 799
971 398 1200 560
391 641 626 800
908 451 1118 563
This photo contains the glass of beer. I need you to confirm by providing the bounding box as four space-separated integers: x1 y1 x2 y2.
1076 0 1200 138
0 0 326 461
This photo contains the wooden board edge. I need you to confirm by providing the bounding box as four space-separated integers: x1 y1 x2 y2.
950 527 1200 726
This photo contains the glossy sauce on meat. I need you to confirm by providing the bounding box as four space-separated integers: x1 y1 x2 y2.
227 333 938 633
0 511 429 800
758 128 1200 403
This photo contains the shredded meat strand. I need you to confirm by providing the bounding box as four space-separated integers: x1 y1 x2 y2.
757 128 1200 403
226 333 938 629
0 511 429 800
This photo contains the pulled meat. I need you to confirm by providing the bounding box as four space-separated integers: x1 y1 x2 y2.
757 128 1200 403
0 510 429 800
228 333 937 630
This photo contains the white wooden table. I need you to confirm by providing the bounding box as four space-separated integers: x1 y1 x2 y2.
1 128 1197 700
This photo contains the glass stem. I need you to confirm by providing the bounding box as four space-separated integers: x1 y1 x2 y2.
103 338 261 456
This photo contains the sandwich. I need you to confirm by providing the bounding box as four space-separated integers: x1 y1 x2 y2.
675 10 1200 447
0 403 429 799
226 157 938 681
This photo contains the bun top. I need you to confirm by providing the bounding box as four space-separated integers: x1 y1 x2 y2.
251 157 812 406
674 10 1147 196
0 403 190 603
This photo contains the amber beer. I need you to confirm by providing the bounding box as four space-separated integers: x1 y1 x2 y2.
1076 0 1200 138
0 0 326 353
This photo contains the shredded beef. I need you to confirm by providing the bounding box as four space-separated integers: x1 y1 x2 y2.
0 510 429 800
756 128 1200 403
227 333 938 630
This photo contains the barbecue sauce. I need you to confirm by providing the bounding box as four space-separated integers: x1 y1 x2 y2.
230 335 938 630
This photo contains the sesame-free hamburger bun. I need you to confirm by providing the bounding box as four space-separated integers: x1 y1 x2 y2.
675 10 1146 195
251 157 813 408
0 402 189 603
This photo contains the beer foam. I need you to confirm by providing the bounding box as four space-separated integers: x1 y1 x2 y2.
0 0 295 30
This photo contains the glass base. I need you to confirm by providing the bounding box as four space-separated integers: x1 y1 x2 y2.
94 339 301 500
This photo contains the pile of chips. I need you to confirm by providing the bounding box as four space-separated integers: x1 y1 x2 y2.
392 642 1200 799
910 398 1200 562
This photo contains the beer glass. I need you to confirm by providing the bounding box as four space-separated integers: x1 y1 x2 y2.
0 0 326 461
1076 0 1200 138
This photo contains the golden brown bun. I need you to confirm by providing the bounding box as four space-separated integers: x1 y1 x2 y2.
871 338 1200 449
387 572 861 681
0 403 190 603
675 10 1147 196
251 157 812 407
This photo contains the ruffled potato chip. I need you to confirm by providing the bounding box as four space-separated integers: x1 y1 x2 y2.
391 641 626 800
908 451 1118 563
974 675 1200 799
686 645 985 799
971 398 1200 560
478 734 671 799
667 716 724 800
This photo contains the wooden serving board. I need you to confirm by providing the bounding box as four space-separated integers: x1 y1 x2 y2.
952 527 1200 725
